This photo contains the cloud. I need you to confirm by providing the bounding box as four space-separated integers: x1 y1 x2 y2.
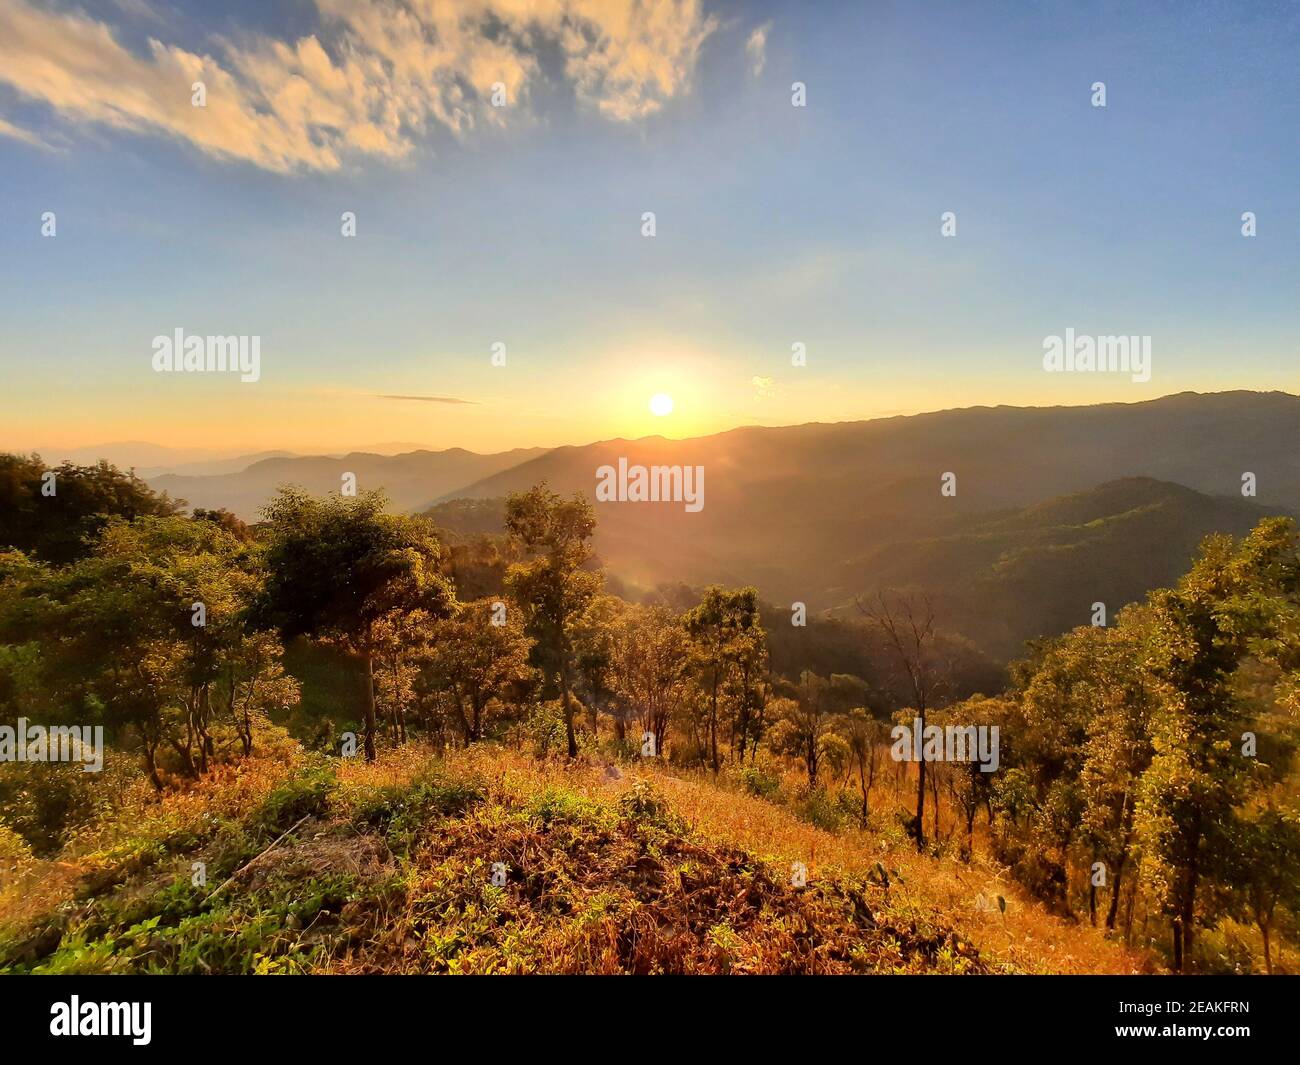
374 393 477 404
0 0 716 173
745 21 770 78
0 114 52 149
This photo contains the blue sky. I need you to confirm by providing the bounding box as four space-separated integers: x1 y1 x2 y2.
0 0 1297 455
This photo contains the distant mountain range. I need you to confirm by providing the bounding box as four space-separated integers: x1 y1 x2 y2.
57 389 1299 658
150 448 549 517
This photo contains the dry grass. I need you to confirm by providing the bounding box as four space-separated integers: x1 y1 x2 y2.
0 753 301 940
2 742 1155 974
328 746 989 974
344 746 1149 973
640 763 1154 974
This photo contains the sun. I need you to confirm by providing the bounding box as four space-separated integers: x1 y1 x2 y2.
649 392 674 417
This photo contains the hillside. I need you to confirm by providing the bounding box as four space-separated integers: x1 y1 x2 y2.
0 745 1145 975
830 477 1293 657
426 476 1291 659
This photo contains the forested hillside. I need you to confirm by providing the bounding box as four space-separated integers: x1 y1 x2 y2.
2 452 1298 974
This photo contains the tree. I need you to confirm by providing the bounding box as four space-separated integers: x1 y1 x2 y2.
767 671 836 787
1227 808 1300 974
259 489 455 761
610 604 688 757
859 591 945 848
1075 612 1157 929
841 707 885 826
571 594 625 738
1135 519 1299 970
422 599 535 744
0 453 181 564
684 586 763 771
504 485 599 758
0 515 292 786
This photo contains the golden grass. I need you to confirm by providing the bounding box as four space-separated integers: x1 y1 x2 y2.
2 742 1156 974
0 753 301 938
641 765 1154 974
355 745 1152 973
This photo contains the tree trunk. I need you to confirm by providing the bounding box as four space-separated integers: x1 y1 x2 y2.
1106 858 1125 930
915 707 928 849
142 730 163 791
363 654 378 762
708 672 720 772
560 660 577 758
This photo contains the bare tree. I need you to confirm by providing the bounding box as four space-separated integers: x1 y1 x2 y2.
858 590 945 849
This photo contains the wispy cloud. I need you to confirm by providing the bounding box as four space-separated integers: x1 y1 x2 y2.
0 114 52 149
374 394 478 405
0 0 716 172
745 21 771 78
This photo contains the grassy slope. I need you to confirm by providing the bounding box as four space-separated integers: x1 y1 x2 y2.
0 745 1146 975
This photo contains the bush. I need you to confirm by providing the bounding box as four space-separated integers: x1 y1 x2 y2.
617 780 688 834
736 764 782 800
0 823 33 884
0 756 138 857
523 700 570 759
794 787 843 832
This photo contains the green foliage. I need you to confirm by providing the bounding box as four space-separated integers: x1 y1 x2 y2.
737 763 782 800
617 780 688 834
0 758 137 857
0 453 182 565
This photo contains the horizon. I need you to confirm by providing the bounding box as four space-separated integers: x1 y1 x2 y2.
14 387 1299 466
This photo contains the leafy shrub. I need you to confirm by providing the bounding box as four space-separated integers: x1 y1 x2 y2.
0 823 33 883
794 787 843 832
352 771 485 853
736 764 782 800
247 761 335 837
0 756 137 857
523 700 570 759
526 788 607 827
617 780 687 834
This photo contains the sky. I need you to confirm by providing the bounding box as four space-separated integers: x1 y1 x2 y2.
0 0 1297 457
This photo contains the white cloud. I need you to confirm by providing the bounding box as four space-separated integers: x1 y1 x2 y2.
0 0 716 172
746 21 770 78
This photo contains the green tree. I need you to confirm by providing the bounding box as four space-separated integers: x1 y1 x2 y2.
0 453 181 564
1226 808 1300 973
504 485 599 758
422 599 535 744
1135 519 1300 970
259 489 455 761
684 586 763 771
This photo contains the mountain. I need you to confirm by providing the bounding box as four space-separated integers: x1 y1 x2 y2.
427 476 1289 659
134 390 1300 655
30 441 234 471
150 447 548 518
135 451 301 478
828 477 1293 657
433 390 1300 601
